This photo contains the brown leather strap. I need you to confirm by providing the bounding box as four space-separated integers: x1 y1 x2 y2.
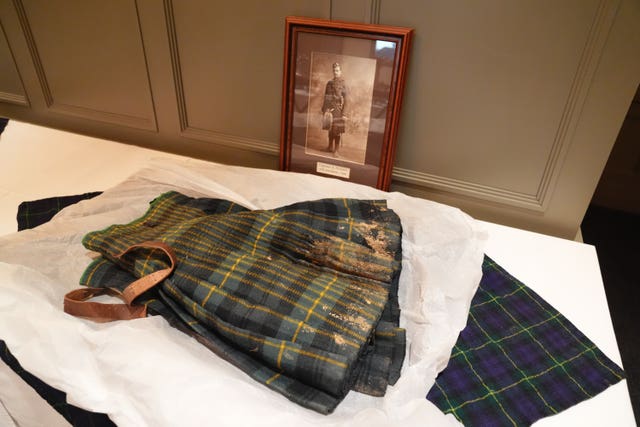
115 241 177 304
64 241 177 322
64 288 147 323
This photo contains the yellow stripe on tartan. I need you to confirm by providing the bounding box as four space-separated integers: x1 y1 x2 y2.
200 253 248 307
276 340 286 369
577 340 624 380
290 273 339 344
191 300 198 317
457 349 519 426
521 286 625 381
140 247 155 276
81 261 103 288
252 213 280 256
85 194 388 343
450 344 599 413
93 192 241 251
161 234 385 319
343 198 353 240
339 240 346 264
484 261 601 397
277 212 400 241
450 312 561 358
289 347 347 368
291 321 305 343
142 298 159 307
175 270 367 342
166 284 349 369
374 330 400 338
178 262 360 320
469 311 558 414
296 274 338 339
274 217 395 265
434 380 460 419
266 373 281 385
456 267 621 385
118 192 193 235
219 256 248 290
88 223 388 326
126 208 394 287
83 192 203 256
151 219 258 259
190 254 383 321
470 283 526 310
239 260 385 315
133 223 387 317
491 289 593 399
277 208 400 238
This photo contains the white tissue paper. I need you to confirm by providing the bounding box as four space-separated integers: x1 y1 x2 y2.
0 157 486 426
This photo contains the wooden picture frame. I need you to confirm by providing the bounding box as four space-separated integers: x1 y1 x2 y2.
279 16 413 191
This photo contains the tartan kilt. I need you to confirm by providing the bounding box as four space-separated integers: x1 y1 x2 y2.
331 115 346 134
79 191 405 413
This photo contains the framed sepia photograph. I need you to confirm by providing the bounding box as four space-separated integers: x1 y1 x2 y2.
279 16 413 190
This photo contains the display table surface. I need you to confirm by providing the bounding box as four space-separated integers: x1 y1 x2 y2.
0 121 634 426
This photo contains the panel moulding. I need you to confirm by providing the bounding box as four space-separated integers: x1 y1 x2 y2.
13 0 157 131
392 167 545 211
391 0 619 213
0 18 29 107
534 0 619 209
12 0 50 106
0 91 28 106
163 0 279 155
181 127 279 155
369 0 381 24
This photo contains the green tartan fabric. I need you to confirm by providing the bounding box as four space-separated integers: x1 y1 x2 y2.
80 191 405 413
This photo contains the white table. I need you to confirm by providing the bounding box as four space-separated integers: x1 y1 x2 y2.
0 120 634 426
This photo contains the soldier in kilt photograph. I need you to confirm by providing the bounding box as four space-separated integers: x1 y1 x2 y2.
321 62 348 157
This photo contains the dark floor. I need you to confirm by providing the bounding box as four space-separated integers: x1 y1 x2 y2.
581 204 640 425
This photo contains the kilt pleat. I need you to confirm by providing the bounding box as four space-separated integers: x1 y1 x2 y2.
79 191 405 413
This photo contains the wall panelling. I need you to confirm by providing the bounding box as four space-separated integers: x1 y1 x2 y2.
0 0 638 238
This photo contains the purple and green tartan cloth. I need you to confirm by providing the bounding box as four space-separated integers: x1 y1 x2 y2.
427 256 625 426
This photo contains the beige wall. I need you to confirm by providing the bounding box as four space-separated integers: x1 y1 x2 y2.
0 0 638 238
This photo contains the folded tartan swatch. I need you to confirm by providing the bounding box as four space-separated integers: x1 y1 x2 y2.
78 191 405 414
427 256 625 426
